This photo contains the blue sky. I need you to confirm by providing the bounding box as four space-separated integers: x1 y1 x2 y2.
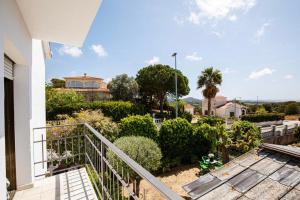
46 0 300 101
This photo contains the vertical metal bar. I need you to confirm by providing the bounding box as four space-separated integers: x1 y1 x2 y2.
72 137 74 163
50 137 53 176
101 141 104 200
64 137 67 164
41 134 44 168
84 126 87 165
57 139 60 165
78 129 80 162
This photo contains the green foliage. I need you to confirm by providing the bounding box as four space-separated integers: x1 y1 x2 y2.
136 64 190 113
88 101 147 122
50 78 65 88
179 111 193 122
71 110 119 142
295 126 300 140
241 113 284 122
255 106 268 114
119 114 159 140
197 67 222 115
230 121 261 153
159 118 194 167
46 88 84 119
108 136 162 178
198 116 224 126
285 103 300 115
107 74 139 101
193 124 215 155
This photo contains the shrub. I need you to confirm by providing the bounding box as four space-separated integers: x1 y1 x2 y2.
241 113 284 122
192 124 214 158
66 110 119 142
108 136 162 196
230 121 261 153
159 118 194 167
119 114 159 140
46 88 85 120
198 116 224 126
88 101 146 121
295 126 300 140
179 111 193 122
285 103 300 115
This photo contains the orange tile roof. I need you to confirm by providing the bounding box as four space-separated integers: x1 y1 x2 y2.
63 75 104 81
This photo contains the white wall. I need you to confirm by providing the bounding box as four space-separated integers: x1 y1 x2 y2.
0 0 36 196
31 39 46 178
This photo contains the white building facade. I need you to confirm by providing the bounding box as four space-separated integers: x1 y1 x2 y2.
202 96 247 118
0 0 101 198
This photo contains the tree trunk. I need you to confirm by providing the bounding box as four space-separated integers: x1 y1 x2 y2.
208 97 211 116
221 145 229 164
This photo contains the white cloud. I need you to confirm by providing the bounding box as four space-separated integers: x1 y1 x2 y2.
248 67 275 80
188 12 201 25
254 23 270 40
284 74 293 80
211 31 224 38
146 56 160 65
185 52 203 61
91 44 108 57
189 0 256 24
58 45 82 57
228 15 238 21
223 67 236 74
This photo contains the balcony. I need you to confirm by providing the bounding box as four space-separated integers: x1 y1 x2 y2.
13 123 183 200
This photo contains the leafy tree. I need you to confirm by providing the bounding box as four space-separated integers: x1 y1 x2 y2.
197 67 222 116
136 64 190 113
107 74 139 101
50 78 65 88
46 88 84 119
285 103 300 115
108 136 162 197
198 116 224 126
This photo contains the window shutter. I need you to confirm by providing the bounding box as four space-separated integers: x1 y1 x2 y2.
4 56 14 80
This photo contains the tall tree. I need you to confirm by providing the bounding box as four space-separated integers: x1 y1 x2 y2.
107 74 139 101
136 64 189 114
197 67 222 116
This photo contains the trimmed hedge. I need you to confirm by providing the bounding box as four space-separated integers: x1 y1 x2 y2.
241 113 284 122
119 114 159 140
198 116 224 126
159 118 194 167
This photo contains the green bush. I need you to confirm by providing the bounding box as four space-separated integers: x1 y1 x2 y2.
295 126 300 140
107 136 162 196
159 118 194 167
285 103 300 115
241 113 284 122
192 124 213 158
179 111 193 122
230 121 261 153
119 114 159 140
71 110 119 142
88 101 145 121
46 88 85 120
198 116 224 126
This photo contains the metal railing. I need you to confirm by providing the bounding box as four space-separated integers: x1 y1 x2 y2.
33 123 183 200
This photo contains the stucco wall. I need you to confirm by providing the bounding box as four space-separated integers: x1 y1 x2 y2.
0 0 43 196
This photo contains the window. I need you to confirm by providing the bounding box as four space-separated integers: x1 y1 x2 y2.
205 110 208 115
230 112 235 117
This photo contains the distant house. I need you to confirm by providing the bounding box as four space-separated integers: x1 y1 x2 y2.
184 104 195 115
202 96 247 118
62 74 111 101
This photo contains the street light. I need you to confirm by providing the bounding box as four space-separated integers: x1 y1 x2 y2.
172 52 178 118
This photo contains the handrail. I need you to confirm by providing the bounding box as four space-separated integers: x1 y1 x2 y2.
84 123 184 200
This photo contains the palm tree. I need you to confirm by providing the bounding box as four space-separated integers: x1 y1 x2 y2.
197 67 222 116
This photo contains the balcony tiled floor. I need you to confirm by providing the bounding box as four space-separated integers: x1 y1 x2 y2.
13 168 97 200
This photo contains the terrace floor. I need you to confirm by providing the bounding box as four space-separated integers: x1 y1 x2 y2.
13 168 97 200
